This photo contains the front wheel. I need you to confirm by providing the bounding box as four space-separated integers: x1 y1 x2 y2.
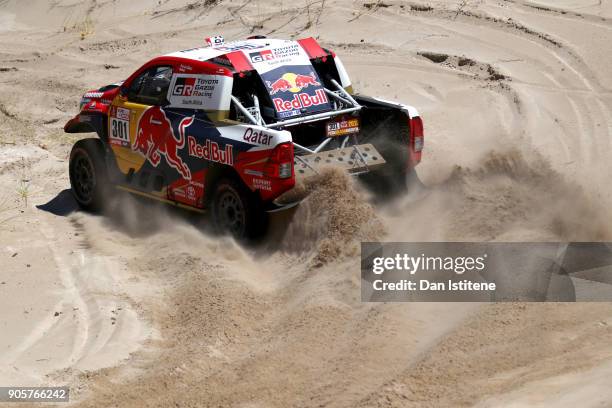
69 138 109 211
211 178 268 241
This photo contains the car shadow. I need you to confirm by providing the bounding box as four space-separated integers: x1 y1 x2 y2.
35 188 297 249
36 189 79 216
38 188 193 234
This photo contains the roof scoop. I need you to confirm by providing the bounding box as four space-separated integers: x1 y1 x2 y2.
205 35 224 47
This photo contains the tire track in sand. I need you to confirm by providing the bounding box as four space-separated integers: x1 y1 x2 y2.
0 212 150 383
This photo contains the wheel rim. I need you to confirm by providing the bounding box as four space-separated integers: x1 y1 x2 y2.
72 152 96 204
217 188 246 237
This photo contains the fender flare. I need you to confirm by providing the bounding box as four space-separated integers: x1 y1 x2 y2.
64 112 109 142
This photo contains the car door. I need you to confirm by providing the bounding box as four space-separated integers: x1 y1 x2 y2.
108 65 174 197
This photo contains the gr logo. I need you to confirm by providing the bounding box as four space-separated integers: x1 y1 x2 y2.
249 50 274 63
173 77 196 96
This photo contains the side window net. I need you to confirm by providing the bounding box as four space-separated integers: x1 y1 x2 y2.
128 66 172 106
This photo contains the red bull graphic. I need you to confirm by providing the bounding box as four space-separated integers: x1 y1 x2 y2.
187 136 234 165
295 73 319 89
262 67 331 118
133 107 193 180
273 89 329 114
266 78 292 95
265 71 320 95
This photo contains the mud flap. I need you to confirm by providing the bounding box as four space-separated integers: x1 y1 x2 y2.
266 200 301 213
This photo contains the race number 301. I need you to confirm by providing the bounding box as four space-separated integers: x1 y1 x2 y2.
111 117 129 143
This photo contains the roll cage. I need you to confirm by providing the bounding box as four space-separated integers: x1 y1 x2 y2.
231 74 363 155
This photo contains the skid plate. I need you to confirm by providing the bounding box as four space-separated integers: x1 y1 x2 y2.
293 143 385 178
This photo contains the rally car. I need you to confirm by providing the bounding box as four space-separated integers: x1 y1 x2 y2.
65 36 424 239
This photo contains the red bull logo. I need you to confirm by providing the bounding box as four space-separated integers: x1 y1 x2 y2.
273 89 329 113
295 73 319 89
187 136 234 165
133 107 193 180
266 72 320 95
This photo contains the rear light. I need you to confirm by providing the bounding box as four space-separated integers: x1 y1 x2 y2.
409 116 424 165
279 163 292 179
264 142 294 179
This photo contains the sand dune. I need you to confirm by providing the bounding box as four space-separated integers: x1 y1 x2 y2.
0 0 611 406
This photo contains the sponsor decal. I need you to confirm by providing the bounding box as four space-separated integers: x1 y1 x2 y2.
210 56 233 68
168 74 227 110
244 169 264 176
252 178 272 191
132 107 193 180
173 188 186 198
272 44 300 59
172 77 196 96
170 182 203 207
187 136 234 165
83 92 103 98
249 49 274 63
273 89 329 113
178 64 193 72
248 44 302 68
243 128 272 145
278 110 301 118
179 47 201 53
116 107 130 121
216 43 264 52
187 184 196 201
262 66 331 117
326 116 360 137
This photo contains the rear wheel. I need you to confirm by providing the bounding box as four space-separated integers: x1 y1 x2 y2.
374 144 410 193
355 115 417 197
211 178 267 240
359 140 419 197
69 138 109 211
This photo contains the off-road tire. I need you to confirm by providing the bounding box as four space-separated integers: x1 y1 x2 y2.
359 142 415 197
211 178 268 240
69 138 109 212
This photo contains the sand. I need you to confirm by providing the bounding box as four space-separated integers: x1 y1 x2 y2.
0 0 611 406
